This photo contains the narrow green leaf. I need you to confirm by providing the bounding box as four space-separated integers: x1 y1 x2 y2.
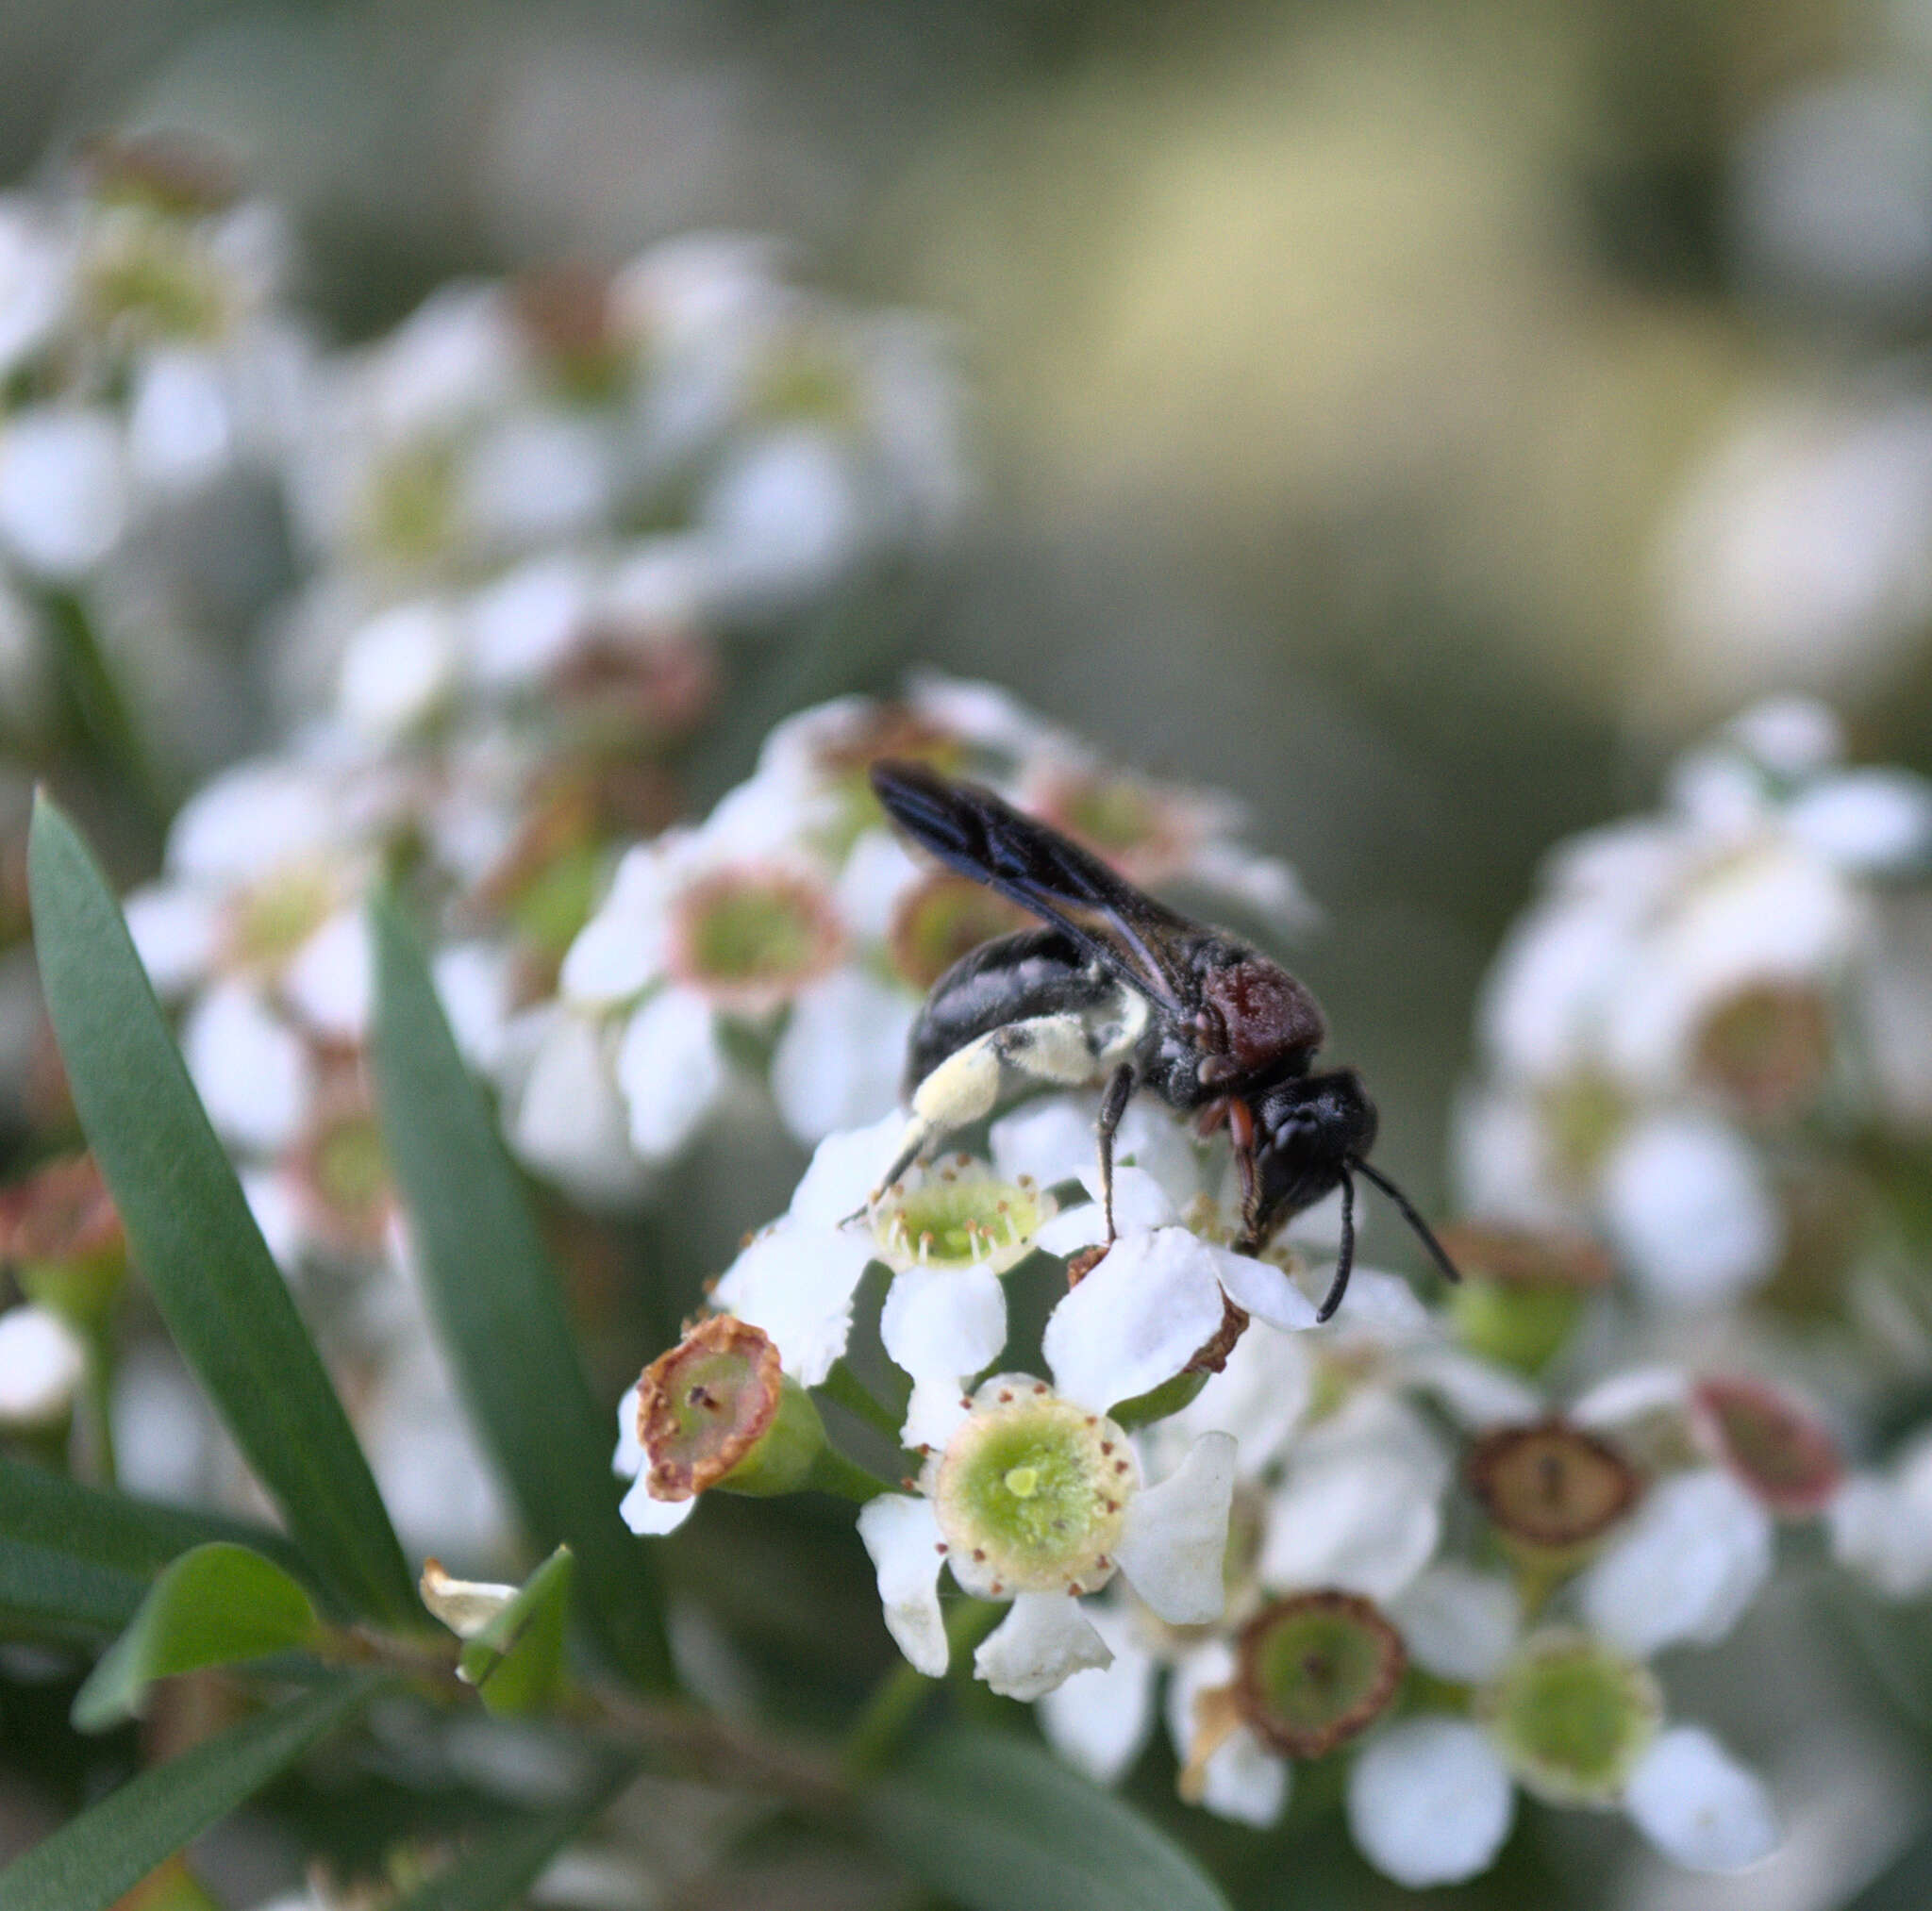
26 797 416 1625
389 1755 636 1911
458 1546 573 1718
860 1727 1233 1911
74 1543 322 1732
369 894 670 1688
0 1673 384 1911
0 1458 308 1641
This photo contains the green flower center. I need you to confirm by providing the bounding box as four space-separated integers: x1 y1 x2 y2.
672 872 840 1008
1481 1631 1661 1804
314 1114 389 1225
83 224 225 342
755 341 859 429
1236 1591 1407 1758
873 1166 1054 1275
1049 775 1165 860
231 869 337 972
888 872 1027 990
1540 1072 1632 1188
934 1389 1132 1596
365 442 458 567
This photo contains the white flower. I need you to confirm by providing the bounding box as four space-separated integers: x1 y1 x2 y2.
0 1304 87 1428
857 1377 1239 1701
1347 1718 1516 1888
0 409 128 577
1827 1430 1932 1599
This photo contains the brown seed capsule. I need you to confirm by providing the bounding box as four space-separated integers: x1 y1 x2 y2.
1434 1221 1613 1291
1233 1590 1408 1759
634 1316 785 1502
1468 1419 1641 1552
1690 1373 1845 1518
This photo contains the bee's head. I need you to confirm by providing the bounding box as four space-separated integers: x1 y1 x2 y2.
1250 1068 1378 1236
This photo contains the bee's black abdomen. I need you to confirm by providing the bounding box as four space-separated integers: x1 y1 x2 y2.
904 926 1107 1095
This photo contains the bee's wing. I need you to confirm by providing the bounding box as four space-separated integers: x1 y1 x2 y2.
871 760 1199 1011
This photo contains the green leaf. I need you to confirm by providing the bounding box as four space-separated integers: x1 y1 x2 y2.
859 1726 1232 1911
26 797 416 1625
0 1673 384 1911
73 1543 322 1732
369 893 670 1688
458 1546 573 1718
0 1458 308 1642
389 1755 635 1911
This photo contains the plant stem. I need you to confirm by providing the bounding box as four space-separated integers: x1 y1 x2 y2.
802 1445 898 1504
818 1359 906 1445
841 1598 1004 1777
81 1330 116 1489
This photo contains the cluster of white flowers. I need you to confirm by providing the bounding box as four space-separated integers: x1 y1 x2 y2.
512 674 1315 1201
1456 697 1932 1315
0 137 305 759
608 1079 1894 1886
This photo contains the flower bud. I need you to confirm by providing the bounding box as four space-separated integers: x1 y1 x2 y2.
1479 1628 1662 1805
0 1154 126 1331
1439 1221 1609 1374
1232 1590 1407 1759
633 1316 825 1505
1468 1420 1640 1564
1689 1374 1843 1518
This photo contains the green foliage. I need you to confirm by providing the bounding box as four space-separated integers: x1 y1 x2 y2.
388 1755 637 1910
860 1726 1234 1911
72 1543 323 1731
0 1674 386 1911
0 1456 306 1643
26 797 416 1624
457 1546 574 1718
368 891 671 1688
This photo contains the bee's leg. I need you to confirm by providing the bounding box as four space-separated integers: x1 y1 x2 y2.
855 1014 1099 1216
1314 1168 1356 1324
1227 1098 1260 1242
1094 1061 1138 1245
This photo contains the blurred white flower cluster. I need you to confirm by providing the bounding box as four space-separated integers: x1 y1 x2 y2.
516 675 1314 1201
0 136 305 765
1457 697 1932 1317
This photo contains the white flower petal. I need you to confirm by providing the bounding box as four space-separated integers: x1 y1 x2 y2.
619 1473 698 1536
1163 1639 1292 1828
974 1591 1112 1701
1205 1242 1319 1334
857 1493 948 1677
1600 1114 1781 1309
612 1385 644 1481
711 1220 875 1387
431 941 516 1077
1624 1726 1779 1872
240 1167 305 1273
770 971 917 1145
1152 1316 1312 1480
1396 1349 1543 1429
1827 1443 1932 1598
1571 1365 1693 1431
1041 1227 1228 1414
1114 1432 1237 1625
1036 1612 1158 1784
788 1110 910 1228
1388 1566 1521 1685
182 982 313 1155
1576 1468 1774 1656
466 554 591 689
1034 1169 1177 1255
881 1265 1008 1450
835 828 924 939
558 844 675 1005
616 989 725 1161
1346 1718 1515 1887
507 1008 648 1205
0 1305 86 1427
991 1096 1105 1191
1786 768 1932 873
1257 1401 1446 1604
339 600 459 740
167 759 342 884
282 908 373 1042
123 885 218 997
0 409 126 576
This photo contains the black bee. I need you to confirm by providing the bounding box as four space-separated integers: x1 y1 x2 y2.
861 760 1458 1322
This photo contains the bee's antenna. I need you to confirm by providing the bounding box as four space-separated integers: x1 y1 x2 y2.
1315 1167 1356 1324
1350 1156 1461 1288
